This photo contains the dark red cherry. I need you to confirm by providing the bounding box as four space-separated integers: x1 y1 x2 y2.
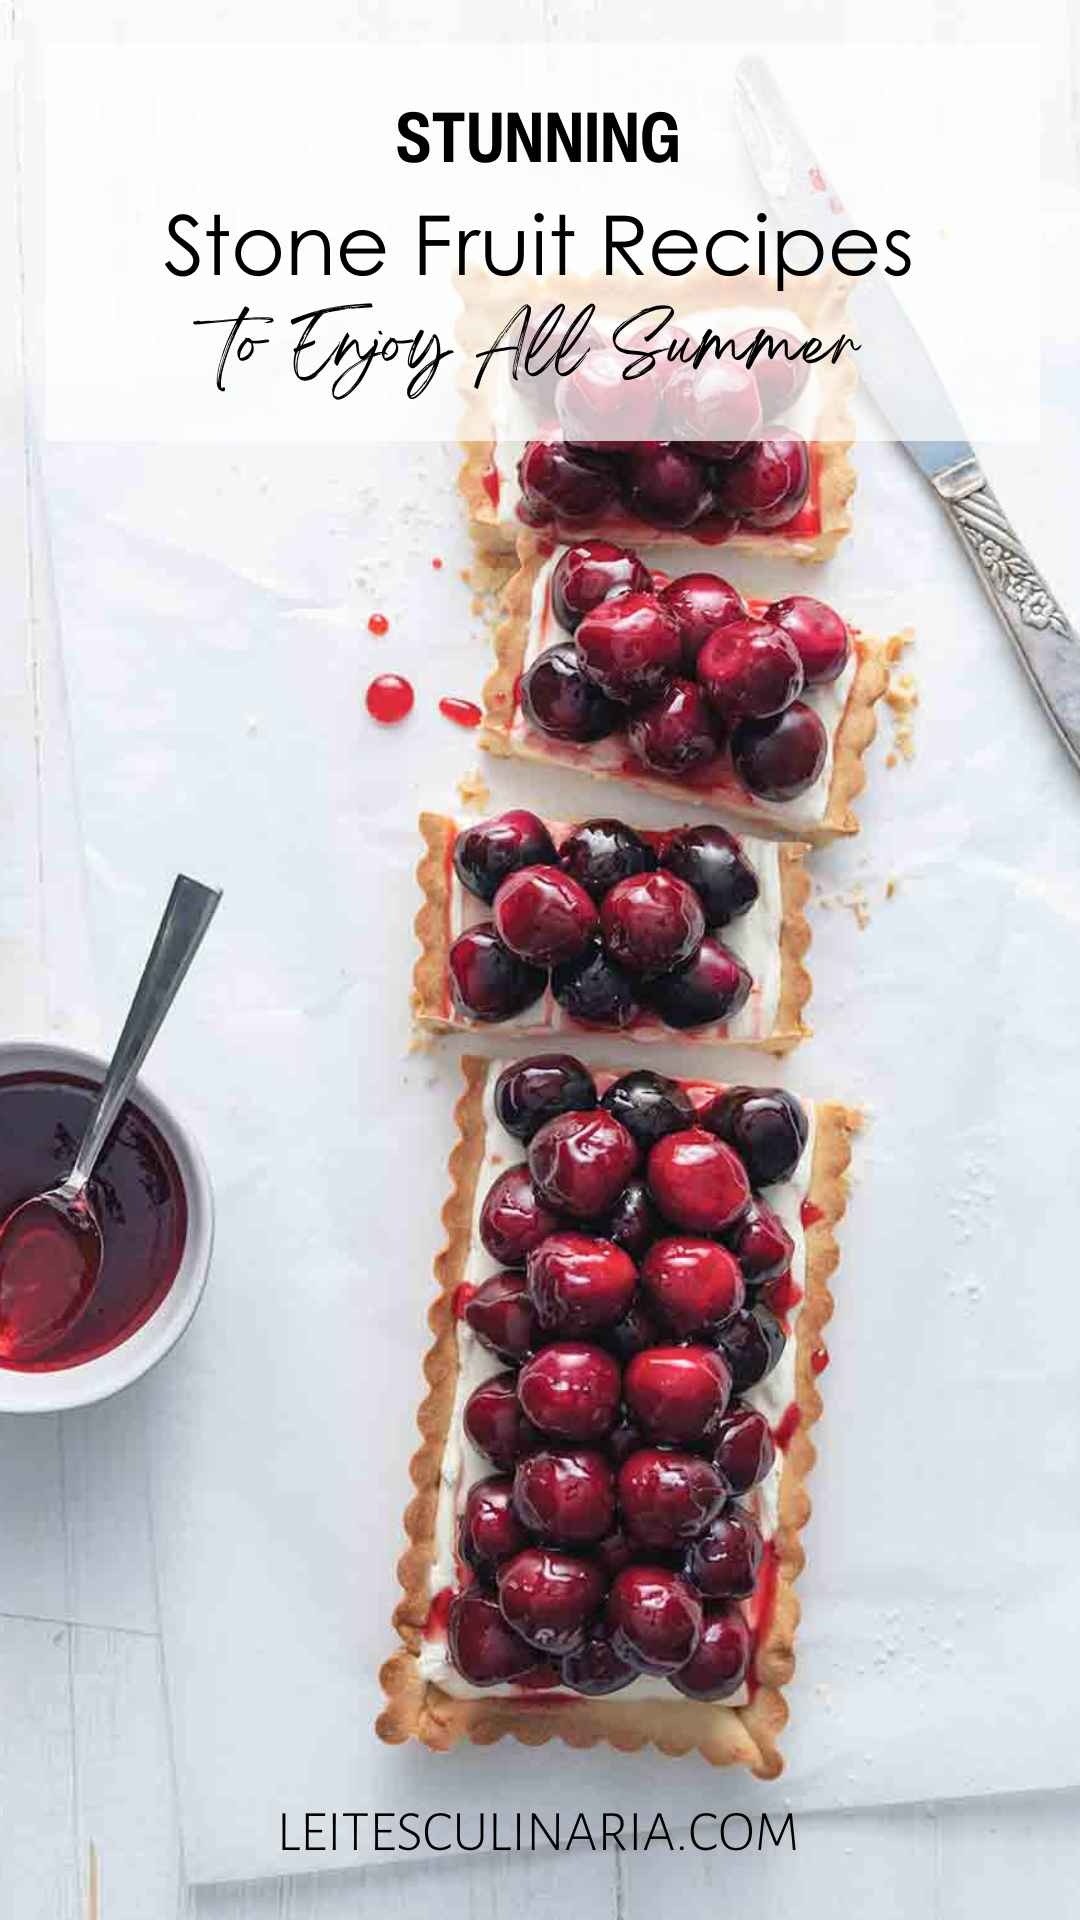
623 1344 731 1445
711 1404 776 1494
575 593 682 703
516 310 604 412
461 1474 531 1575
659 572 747 672
479 1163 561 1267
600 1070 695 1150
647 1129 750 1232
604 1294 664 1362
551 942 640 1028
452 810 558 904
447 1587 543 1686
463 1270 540 1362
556 345 659 448
685 1505 763 1600
493 865 597 967
626 677 721 775
551 540 652 632
599 872 705 979
558 818 655 902
696 618 805 721
723 1195 794 1285
731 326 810 419
731 702 828 800
703 1086 809 1186
560 1622 637 1695
520 642 620 743
669 1602 751 1699
717 1306 786 1392
667 355 763 459
599 1178 662 1260
517 1341 621 1441
464 1372 541 1469
767 595 851 687
646 938 751 1031
617 1449 727 1548
526 1232 637 1335
518 438 619 521
527 1109 640 1218
513 1447 615 1544
659 825 759 928
623 444 714 529
718 429 810 529
448 925 546 1023
497 1546 607 1654
493 1053 597 1143
641 1236 744 1337
606 1565 702 1673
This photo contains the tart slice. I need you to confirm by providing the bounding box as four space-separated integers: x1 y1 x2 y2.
378 1053 857 1776
481 537 889 842
414 809 811 1052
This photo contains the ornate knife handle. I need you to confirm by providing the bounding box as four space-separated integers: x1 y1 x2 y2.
933 456 1080 771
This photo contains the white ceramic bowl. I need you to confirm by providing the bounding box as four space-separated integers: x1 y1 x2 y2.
0 1039 214 1413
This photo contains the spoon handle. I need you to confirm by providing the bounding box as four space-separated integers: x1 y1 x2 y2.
64 875 222 1200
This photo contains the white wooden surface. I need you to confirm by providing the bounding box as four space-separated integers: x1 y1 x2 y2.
2 1 1080 1915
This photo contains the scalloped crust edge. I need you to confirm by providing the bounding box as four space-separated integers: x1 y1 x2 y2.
377 1054 858 1777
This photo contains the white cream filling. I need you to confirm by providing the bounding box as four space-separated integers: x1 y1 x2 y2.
447 816 784 1045
419 1060 816 1704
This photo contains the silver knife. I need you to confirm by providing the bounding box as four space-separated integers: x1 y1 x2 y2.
734 54 1080 774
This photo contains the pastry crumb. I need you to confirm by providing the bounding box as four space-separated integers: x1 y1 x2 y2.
456 768 492 813
407 1024 436 1055
885 877 897 900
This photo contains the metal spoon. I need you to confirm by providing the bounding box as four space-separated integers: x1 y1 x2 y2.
0 874 221 1364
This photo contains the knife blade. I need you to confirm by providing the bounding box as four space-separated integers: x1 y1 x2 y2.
734 54 1080 773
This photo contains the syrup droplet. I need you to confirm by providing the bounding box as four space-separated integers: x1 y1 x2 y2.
431 556 444 570
365 674 414 724
772 1403 801 1450
439 696 482 730
811 1345 830 1376
800 1199 824 1229
367 613 389 636
452 1281 476 1320
482 466 500 509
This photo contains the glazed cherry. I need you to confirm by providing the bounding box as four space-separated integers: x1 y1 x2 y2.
600 1178 662 1260
731 326 810 419
718 429 810 529
711 1404 776 1494
453 810 557 904
606 1565 703 1674
517 1341 622 1441
641 1236 745 1337
623 444 714 529
558 818 655 902
670 1603 751 1700
493 1053 597 1143
520 642 620 743
599 872 705 979
767 594 851 686
447 1587 542 1687
479 1163 561 1267
556 346 659 448
627 677 720 775
526 1232 637 1335
513 1447 616 1545
461 1474 531 1576
704 1086 809 1186
464 1372 541 1469
518 438 618 521
659 572 747 672
617 1449 727 1549
647 1128 750 1233
599 1070 694 1150
659 825 759 928
646 938 751 1031
696 618 805 722
527 1109 640 1219
497 1546 607 1654
724 1195 794 1285
551 942 640 1028
574 593 682 705
685 1505 763 1600
604 1293 664 1362
448 926 546 1023
667 355 763 459
463 1270 540 1362
623 1344 731 1445
560 1622 637 1695
717 1306 787 1392
493 866 597 967
551 540 652 632
731 702 828 800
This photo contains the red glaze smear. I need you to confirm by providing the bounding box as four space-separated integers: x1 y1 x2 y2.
811 1345 830 1376
482 465 500 509
801 1199 824 1229
747 1541 781 1697
367 613 389 636
439 696 482 730
773 1403 802 1450
366 674 414 724
424 1586 454 1640
452 1281 476 1320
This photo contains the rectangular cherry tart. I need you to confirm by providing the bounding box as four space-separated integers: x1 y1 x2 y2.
480 538 889 842
413 809 811 1052
378 1053 856 1777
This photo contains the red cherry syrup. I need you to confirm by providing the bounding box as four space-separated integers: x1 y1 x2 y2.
365 674 414 724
